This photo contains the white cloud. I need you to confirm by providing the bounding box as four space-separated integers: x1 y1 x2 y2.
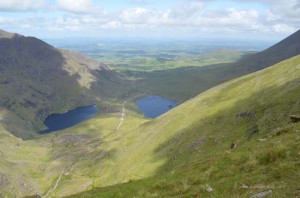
234 0 300 19
0 16 19 24
43 4 297 36
101 21 122 29
56 0 101 14
272 24 297 33
120 7 160 24
0 0 298 37
0 0 47 11
170 0 205 18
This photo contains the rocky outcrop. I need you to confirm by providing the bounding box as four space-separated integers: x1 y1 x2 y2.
290 115 300 123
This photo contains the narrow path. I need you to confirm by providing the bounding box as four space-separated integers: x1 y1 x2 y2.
42 170 64 198
116 95 139 132
41 151 95 197
116 100 128 131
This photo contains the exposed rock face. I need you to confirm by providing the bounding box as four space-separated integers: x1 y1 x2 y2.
290 115 300 123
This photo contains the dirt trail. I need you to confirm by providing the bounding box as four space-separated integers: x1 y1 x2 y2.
42 170 64 198
116 96 139 131
116 100 128 131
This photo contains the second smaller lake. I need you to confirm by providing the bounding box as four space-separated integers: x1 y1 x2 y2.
39 105 98 134
136 96 177 118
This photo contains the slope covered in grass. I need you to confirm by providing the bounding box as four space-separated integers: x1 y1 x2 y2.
69 55 300 197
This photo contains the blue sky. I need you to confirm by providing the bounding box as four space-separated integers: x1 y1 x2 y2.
0 0 299 40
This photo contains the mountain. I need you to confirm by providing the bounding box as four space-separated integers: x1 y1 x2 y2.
0 30 125 138
0 30 299 197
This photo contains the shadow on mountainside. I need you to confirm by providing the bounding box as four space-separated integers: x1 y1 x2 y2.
0 34 124 138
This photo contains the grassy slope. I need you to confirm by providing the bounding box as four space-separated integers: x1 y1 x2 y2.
68 55 300 197
0 110 53 197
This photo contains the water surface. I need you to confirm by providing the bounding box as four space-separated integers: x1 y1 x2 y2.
39 105 97 134
136 96 176 118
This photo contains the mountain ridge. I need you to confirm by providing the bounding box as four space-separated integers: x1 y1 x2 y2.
238 29 300 71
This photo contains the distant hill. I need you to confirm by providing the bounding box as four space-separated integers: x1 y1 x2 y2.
237 29 300 72
0 30 123 138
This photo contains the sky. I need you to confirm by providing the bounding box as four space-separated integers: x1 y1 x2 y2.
0 0 299 40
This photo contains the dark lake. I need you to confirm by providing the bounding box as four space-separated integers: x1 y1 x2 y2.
39 105 98 134
136 96 176 118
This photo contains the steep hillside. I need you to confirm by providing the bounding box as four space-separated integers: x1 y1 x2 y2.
239 29 300 71
0 30 126 138
67 55 300 197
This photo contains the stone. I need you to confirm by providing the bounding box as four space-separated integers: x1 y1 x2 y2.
237 111 253 118
241 184 249 189
258 138 267 142
250 190 272 198
206 185 213 192
190 138 208 149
